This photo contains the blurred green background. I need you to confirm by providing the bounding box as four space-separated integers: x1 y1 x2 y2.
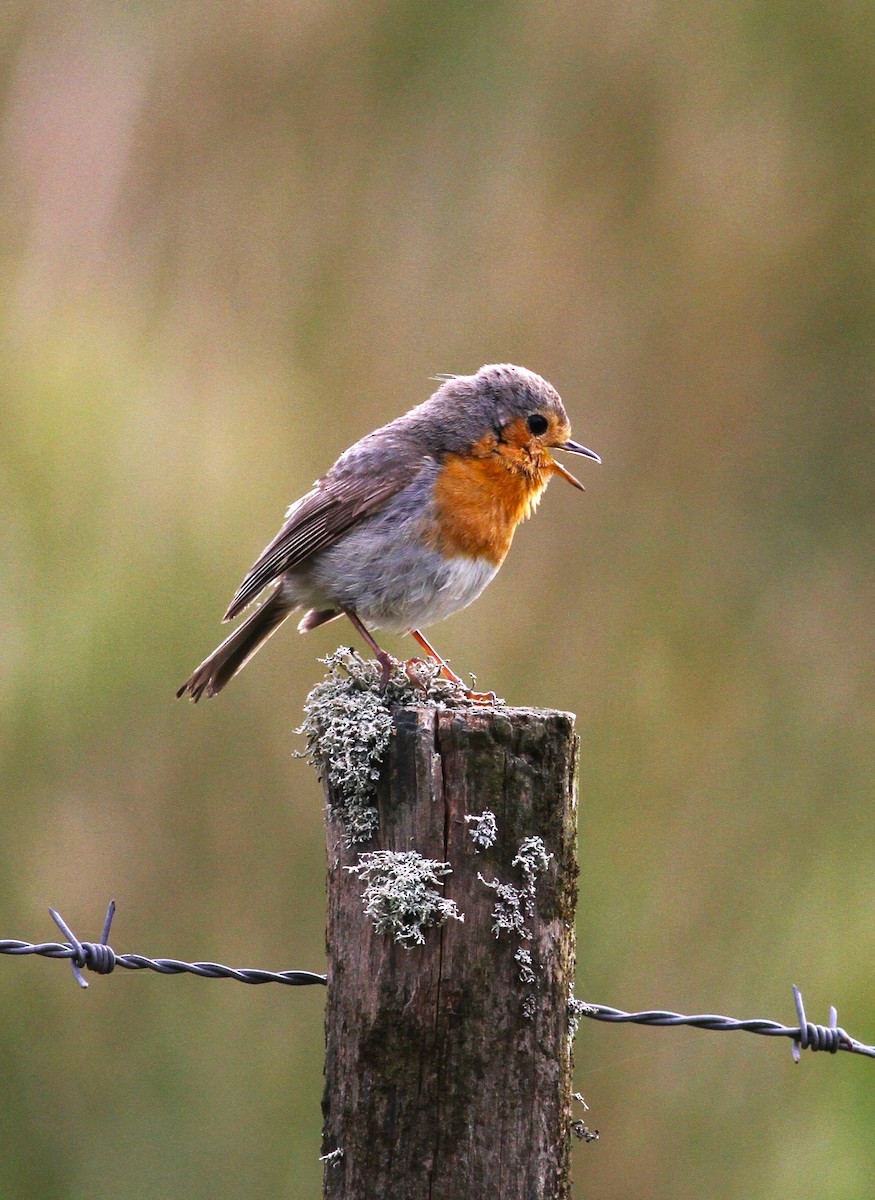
1 2 873 1197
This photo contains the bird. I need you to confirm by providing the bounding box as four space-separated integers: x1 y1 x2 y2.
176 363 600 702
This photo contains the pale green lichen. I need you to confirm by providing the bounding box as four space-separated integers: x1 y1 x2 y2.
514 946 536 984
512 836 553 886
568 992 596 1041
479 834 554 939
345 849 464 947
479 834 556 1018
571 1092 599 1142
319 1147 344 1166
478 873 531 939
298 648 472 845
465 809 498 851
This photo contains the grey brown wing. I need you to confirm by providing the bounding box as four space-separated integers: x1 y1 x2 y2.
222 468 412 621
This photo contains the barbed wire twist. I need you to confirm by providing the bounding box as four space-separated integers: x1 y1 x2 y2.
581 988 875 1062
2 902 872 1062
0 902 326 990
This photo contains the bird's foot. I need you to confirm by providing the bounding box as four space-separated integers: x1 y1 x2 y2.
406 629 498 704
402 657 432 692
375 649 394 690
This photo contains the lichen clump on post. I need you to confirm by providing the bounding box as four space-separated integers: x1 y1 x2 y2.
514 947 536 984
513 836 554 885
465 809 498 851
298 648 475 845
478 835 554 939
568 992 596 1041
477 833 555 1019
345 850 464 947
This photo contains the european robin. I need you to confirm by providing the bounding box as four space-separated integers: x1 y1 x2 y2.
177 363 599 701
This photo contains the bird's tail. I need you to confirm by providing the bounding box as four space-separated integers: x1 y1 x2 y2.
176 586 293 701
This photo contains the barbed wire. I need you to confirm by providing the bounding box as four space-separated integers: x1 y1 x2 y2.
580 989 875 1062
2 903 872 1063
0 902 326 990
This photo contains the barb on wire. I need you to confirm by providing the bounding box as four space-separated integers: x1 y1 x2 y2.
580 985 875 1061
2 905 872 1068
0 902 326 989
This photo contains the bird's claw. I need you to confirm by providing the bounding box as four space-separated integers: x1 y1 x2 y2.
375 650 394 690
403 658 430 692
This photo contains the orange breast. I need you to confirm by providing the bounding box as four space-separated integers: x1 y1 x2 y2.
429 439 551 566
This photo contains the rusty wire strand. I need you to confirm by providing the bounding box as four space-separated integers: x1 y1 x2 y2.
1 903 872 1063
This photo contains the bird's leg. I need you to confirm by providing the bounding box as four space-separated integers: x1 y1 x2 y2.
408 629 464 684
409 629 497 704
343 610 395 688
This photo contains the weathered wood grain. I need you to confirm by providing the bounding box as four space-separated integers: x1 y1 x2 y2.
322 705 579 1200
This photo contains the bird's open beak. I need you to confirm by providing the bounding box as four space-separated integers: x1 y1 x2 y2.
550 439 601 491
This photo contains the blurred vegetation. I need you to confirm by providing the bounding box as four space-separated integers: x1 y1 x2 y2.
1 2 873 1197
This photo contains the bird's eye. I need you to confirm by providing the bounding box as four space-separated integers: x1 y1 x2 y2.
526 413 549 436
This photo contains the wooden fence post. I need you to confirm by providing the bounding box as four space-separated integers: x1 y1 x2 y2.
318 701 579 1200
